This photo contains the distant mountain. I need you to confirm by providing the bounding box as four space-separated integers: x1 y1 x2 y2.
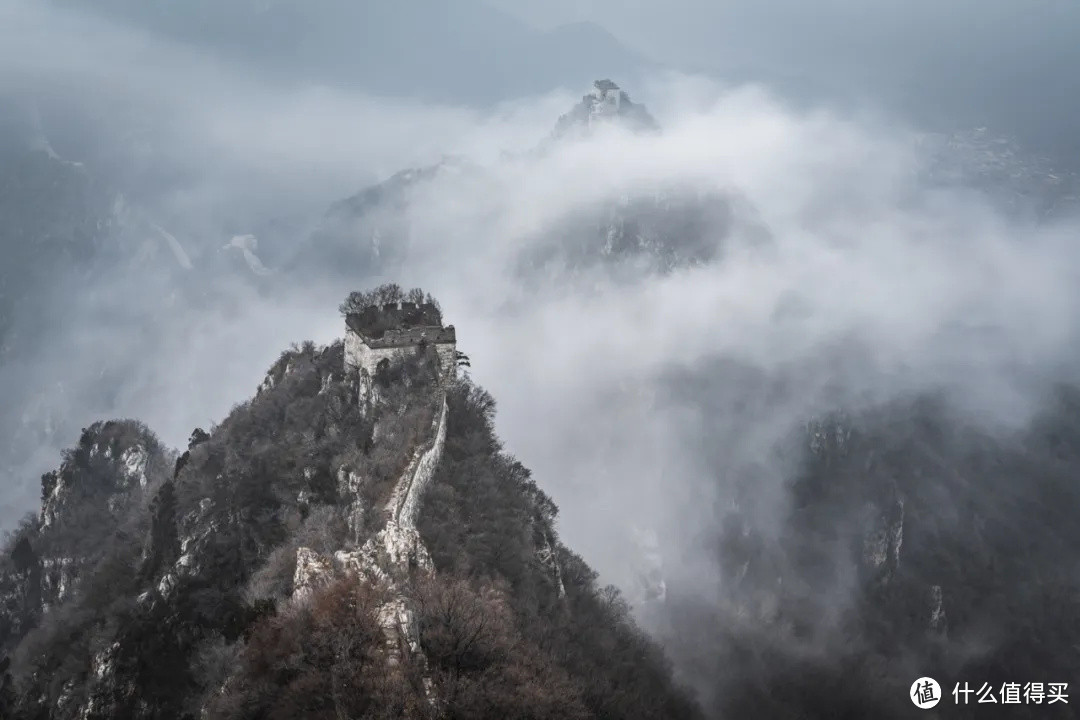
918 128 1080 220
653 365 1080 718
3 76 1075 533
550 78 660 139
6 52 1080 719
298 80 747 282
0 104 124 520
0 96 277 526
52 0 655 104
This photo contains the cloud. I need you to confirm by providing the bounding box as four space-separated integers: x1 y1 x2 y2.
3 2 1080 709
248 74 1080 627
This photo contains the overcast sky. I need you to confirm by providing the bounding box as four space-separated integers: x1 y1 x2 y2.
3 5 1080 710
490 0 1080 163
1 0 1077 571
2 0 1079 570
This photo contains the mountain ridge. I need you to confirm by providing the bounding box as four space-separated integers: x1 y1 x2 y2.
0 287 702 719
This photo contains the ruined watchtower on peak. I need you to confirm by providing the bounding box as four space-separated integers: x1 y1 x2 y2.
344 301 457 389
551 79 659 140
589 79 624 117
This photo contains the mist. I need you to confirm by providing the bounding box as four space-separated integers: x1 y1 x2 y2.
2 1 1080 713
493 0 1080 166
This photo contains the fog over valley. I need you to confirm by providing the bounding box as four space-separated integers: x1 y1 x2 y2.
1 1 1079 718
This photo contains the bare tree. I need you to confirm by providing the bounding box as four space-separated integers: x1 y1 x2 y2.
340 285 442 317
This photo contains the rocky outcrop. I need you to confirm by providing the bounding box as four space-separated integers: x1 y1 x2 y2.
148 496 217 602
336 465 366 546
294 395 449 671
550 79 659 140
0 296 702 720
40 422 159 531
292 547 336 603
861 497 905 585
536 529 567 600
0 420 170 713
24 422 169 617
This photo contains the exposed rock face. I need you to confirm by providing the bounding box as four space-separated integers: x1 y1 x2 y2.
0 296 700 719
294 387 448 677
292 546 335 603
39 438 151 532
0 419 169 657
550 78 660 139
0 537 41 652
34 421 168 611
861 497 905 585
0 343 356 719
536 529 567 600
336 465 366 546
928 584 947 636
295 394 448 588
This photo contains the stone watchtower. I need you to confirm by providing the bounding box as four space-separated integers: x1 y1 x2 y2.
344 301 457 400
588 79 623 127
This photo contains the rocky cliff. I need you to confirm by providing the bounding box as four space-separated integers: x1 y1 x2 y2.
0 291 701 720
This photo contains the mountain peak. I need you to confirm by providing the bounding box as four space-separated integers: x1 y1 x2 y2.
551 79 659 139
0 290 701 719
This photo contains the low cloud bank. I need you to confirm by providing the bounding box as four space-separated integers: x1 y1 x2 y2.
2 3 1079 709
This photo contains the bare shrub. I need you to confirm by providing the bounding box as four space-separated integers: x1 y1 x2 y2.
415 576 589 720
244 505 347 605
205 577 423 720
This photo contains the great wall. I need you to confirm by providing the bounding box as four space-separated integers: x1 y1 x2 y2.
292 302 457 690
